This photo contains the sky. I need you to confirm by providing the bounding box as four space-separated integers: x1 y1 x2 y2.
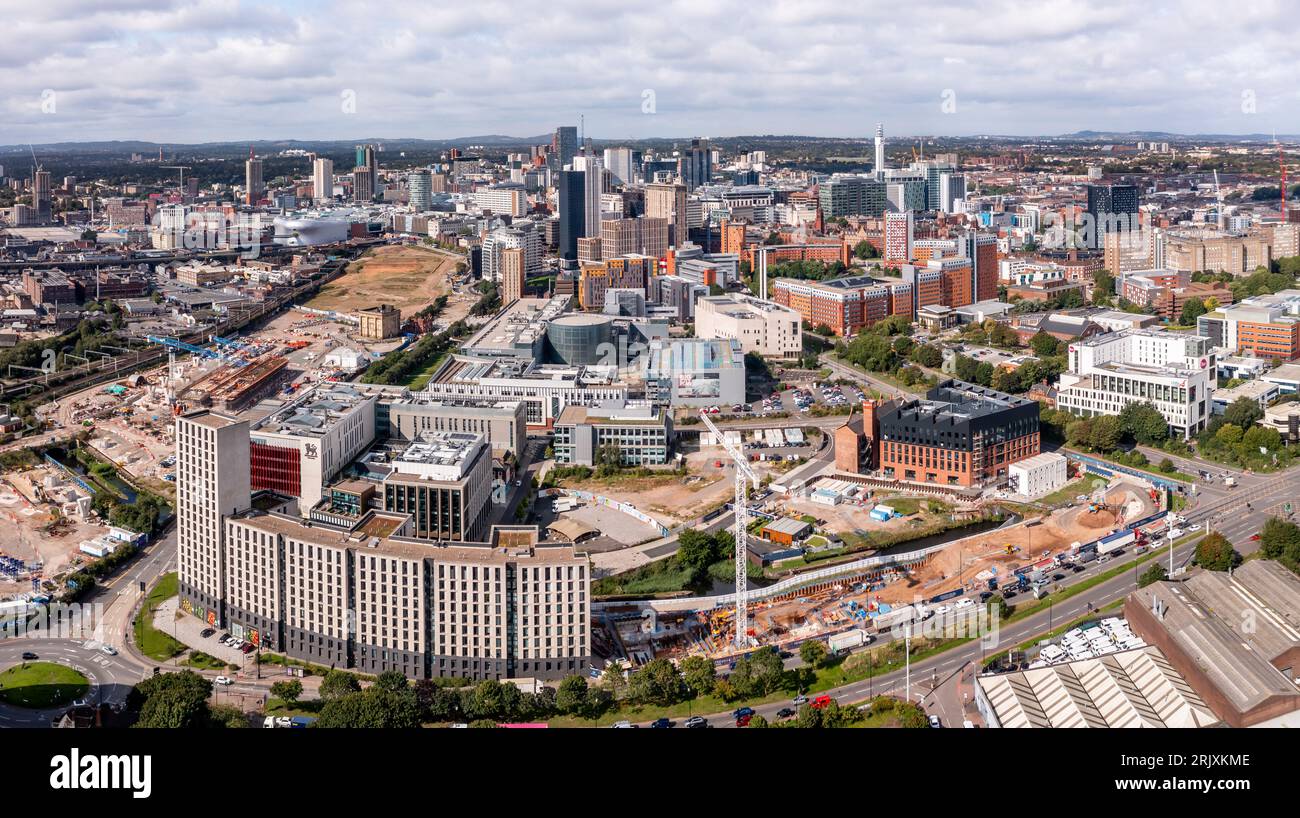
1 0 1299 144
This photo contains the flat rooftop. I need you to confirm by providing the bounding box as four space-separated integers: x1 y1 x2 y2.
393 431 483 468
253 383 373 438
462 295 570 354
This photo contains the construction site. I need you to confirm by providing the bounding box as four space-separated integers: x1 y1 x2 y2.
600 473 1164 666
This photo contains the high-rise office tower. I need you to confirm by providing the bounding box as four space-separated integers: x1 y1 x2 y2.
680 138 712 191
571 154 604 238
352 144 378 201
353 166 374 203
32 170 51 221
874 123 886 179
244 149 263 206
603 147 635 186
552 126 578 171
557 169 586 262
408 169 432 211
1086 183 1139 249
939 172 966 214
176 411 251 628
312 158 334 203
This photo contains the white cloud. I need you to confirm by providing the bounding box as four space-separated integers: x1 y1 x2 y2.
0 0 1296 142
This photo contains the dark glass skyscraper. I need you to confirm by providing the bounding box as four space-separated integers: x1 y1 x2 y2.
556 169 585 262
551 126 577 171
1086 183 1139 248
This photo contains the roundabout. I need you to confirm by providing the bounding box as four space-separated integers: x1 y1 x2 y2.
0 638 148 727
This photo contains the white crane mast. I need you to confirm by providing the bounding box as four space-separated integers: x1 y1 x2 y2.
698 410 759 648
1213 169 1226 231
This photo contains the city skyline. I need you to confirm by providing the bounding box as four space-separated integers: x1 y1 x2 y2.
3 0 1299 143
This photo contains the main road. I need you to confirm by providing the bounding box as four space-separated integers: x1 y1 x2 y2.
672 471 1292 728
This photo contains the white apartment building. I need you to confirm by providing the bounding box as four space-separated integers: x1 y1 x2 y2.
312 157 334 203
1056 330 1216 440
176 411 250 625
694 293 802 358
482 221 543 282
1008 452 1068 499
472 184 527 217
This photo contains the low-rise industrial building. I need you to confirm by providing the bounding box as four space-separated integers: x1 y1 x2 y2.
1125 561 1300 727
1008 452 1068 499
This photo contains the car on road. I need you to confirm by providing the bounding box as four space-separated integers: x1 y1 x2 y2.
214 676 233 686
792 694 808 705
777 708 796 719
928 715 943 728
20 651 37 661
1250 533 1261 541
100 645 117 656
684 716 707 729
200 628 215 638
612 720 634 728
1052 573 1066 582
810 695 833 709
735 714 752 727
1187 524 1202 532
650 718 673 729
1072 564 1086 573
732 706 755 719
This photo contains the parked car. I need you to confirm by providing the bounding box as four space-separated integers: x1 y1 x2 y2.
612 720 634 728
792 694 808 705
684 716 707 729
735 714 752 727
241 643 256 654
214 676 233 686
777 708 796 719
650 718 673 729
200 628 216 638
732 706 755 719
929 715 943 728
275 716 292 728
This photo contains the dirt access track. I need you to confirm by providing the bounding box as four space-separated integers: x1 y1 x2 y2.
306 244 467 318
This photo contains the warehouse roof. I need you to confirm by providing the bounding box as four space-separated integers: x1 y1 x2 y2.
1130 578 1300 714
977 646 1218 728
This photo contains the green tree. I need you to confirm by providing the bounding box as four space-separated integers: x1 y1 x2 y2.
132 670 213 729
1088 415 1123 452
318 669 362 702
1119 401 1169 445
628 658 685 706
680 655 717 699
1194 533 1241 572
1138 564 1168 588
269 679 303 705
1222 397 1264 431
1180 297 1207 325
1065 419 1094 449
208 703 248 728
677 529 718 574
911 343 943 368
317 689 420 728
799 639 829 669
555 675 590 715
1260 517 1300 561
1030 330 1060 357
373 670 410 694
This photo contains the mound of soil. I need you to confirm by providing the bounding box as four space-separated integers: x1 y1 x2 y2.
1077 509 1117 529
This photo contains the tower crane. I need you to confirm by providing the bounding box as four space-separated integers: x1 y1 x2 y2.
161 166 193 198
698 410 759 649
